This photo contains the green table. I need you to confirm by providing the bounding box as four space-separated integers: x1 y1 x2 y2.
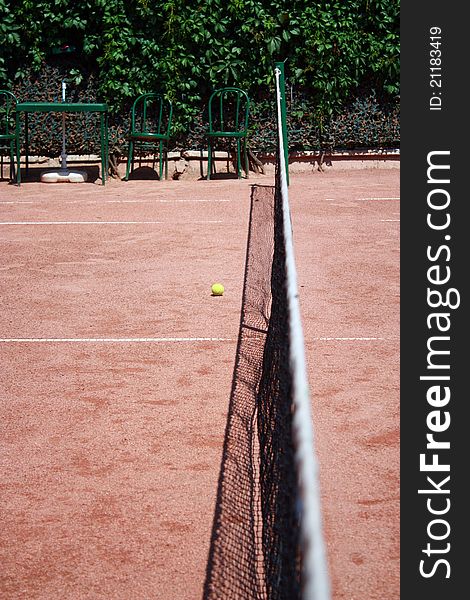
15 102 109 185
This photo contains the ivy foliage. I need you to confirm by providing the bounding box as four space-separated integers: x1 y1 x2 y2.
1 0 399 152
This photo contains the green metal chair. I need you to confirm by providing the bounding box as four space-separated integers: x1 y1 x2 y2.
0 90 19 183
124 93 173 181
206 87 250 180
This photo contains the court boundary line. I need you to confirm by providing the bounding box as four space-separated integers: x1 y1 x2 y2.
325 197 399 201
0 199 232 206
314 336 388 341
0 336 396 343
0 220 223 225
103 199 231 204
356 197 400 200
0 337 235 343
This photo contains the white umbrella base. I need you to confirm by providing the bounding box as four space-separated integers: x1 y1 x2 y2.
40 170 88 183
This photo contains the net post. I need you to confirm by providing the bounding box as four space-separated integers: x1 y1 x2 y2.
274 61 289 186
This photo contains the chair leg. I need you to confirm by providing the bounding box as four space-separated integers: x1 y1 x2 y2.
236 139 242 179
125 140 133 181
244 140 249 179
159 140 163 180
165 148 169 180
207 142 212 180
10 141 16 181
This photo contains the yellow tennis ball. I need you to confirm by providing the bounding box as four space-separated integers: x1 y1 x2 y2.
211 283 225 296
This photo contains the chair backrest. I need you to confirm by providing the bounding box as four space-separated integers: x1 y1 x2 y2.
0 90 17 137
208 88 249 134
130 93 173 138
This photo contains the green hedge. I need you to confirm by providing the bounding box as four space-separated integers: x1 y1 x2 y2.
1 0 400 155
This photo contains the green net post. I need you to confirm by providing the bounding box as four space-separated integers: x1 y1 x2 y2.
275 61 289 186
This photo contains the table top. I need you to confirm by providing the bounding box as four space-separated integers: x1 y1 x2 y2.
16 102 108 113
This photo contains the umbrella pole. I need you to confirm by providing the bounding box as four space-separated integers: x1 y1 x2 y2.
40 78 87 183
60 112 68 172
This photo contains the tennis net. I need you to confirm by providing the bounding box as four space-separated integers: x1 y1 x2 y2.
203 67 330 600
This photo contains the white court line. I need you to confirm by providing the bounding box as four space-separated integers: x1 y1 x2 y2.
0 336 394 343
314 337 387 341
0 220 223 225
0 337 234 343
1 199 230 206
325 197 399 201
380 219 400 222
103 199 231 204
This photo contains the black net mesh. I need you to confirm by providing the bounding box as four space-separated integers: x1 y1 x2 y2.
203 165 302 599
258 179 301 600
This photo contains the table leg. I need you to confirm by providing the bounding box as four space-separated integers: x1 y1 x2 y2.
105 113 109 182
100 113 107 185
25 113 29 175
15 112 21 185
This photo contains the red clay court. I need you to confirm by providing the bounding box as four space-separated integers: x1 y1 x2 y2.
0 167 399 599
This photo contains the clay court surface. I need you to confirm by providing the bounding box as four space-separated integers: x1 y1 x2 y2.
0 167 399 599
